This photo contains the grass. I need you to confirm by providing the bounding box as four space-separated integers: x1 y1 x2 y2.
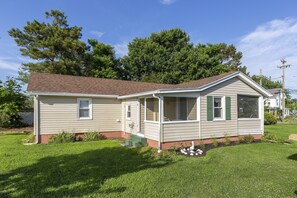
0 125 297 197
265 124 297 139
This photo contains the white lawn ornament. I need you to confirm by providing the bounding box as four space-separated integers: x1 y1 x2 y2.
190 141 195 151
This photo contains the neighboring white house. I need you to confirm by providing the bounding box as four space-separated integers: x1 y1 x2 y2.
265 88 290 117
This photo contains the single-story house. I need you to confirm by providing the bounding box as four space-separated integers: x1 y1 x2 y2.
27 71 272 149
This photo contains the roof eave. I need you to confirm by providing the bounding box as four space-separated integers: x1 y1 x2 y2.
27 91 119 98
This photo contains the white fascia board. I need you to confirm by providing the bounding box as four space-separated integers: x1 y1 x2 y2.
27 91 119 98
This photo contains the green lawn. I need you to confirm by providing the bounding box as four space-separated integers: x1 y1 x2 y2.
265 124 297 139
0 125 297 197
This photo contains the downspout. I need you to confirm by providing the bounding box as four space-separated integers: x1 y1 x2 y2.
35 95 40 144
153 93 162 152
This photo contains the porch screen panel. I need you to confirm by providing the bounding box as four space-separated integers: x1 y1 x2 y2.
164 97 177 121
164 97 197 121
238 95 259 118
178 97 187 120
146 98 159 121
187 98 197 120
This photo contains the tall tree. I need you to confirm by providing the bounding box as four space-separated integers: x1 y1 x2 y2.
121 28 193 84
251 75 282 89
185 43 247 81
121 28 246 84
83 39 120 79
9 10 86 82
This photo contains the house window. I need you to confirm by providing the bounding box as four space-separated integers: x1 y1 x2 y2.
78 98 92 119
163 97 197 121
146 98 159 121
126 105 131 119
214 97 223 119
238 95 259 118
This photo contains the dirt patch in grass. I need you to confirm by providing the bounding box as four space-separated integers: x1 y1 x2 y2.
289 134 297 141
0 127 33 134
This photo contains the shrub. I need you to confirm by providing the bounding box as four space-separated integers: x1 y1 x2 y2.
243 135 254 143
22 133 35 144
84 131 102 141
211 138 219 147
224 134 231 146
262 131 286 143
49 131 75 143
0 77 28 128
236 136 244 144
264 112 277 125
199 140 205 149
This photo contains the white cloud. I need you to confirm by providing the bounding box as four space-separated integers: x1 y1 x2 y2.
90 31 105 38
114 42 128 57
160 0 176 5
237 18 297 97
0 57 20 71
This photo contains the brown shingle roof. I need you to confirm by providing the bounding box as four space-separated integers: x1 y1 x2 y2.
27 72 236 96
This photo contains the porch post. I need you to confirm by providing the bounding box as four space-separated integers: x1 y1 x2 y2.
158 96 164 150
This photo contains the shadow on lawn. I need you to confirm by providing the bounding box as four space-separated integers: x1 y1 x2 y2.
287 153 297 161
0 146 172 197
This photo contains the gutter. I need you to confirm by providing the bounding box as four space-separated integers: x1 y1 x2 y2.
152 93 162 152
27 91 119 98
35 95 40 144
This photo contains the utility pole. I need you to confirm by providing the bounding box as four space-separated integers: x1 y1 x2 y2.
277 58 290 122
260 68 263 86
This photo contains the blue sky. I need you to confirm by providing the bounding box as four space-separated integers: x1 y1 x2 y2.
1 0 297 97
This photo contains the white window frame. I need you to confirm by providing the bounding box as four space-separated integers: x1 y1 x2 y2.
77 98 92 120
126 104 131 120
213 96 225 121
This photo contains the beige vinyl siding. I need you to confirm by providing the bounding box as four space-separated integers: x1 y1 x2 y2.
200 77 261 139
144 122 159 141
162 122 199 142
39 96 121 134
124 98 139 134
238 119 261 134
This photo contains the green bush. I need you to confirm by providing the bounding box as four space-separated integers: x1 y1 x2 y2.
223 134 231 146
262 131 286 143
84 131 102 141
211 138 219 147
243 135 254 143
264 112 277 125
0 78 28 128
199 140 205 149
49 131 75 144
236 136 244 144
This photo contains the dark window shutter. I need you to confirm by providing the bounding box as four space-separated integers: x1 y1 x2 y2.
226 96 231 120
207 96 213 121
